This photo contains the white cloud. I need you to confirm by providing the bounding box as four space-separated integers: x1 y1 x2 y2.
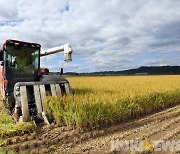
0 0 180 72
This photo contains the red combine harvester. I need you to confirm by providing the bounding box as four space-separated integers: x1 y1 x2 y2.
0 39 73 124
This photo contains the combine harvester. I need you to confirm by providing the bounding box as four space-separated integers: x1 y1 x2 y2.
0 39 73 124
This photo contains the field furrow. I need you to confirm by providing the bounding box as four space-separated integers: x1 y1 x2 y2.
0 103 178 154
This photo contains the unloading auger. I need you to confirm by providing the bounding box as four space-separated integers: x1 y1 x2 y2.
0 39 73 124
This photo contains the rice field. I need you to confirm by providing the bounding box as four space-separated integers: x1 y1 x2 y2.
0 75 179 137
45 75 180 129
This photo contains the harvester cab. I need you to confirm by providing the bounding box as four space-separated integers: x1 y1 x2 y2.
0 39 73 124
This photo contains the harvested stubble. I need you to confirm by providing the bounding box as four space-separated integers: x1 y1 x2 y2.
45 75 180 130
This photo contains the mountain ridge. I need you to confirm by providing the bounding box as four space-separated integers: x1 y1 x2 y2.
53 66 180 75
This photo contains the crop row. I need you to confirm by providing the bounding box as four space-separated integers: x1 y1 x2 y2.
45 75 180 130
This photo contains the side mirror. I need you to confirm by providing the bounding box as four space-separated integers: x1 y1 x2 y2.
0 50 3 61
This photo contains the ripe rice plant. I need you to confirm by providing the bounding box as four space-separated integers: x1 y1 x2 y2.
45 75 180 129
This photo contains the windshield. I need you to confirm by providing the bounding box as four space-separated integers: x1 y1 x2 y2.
6 45 40 78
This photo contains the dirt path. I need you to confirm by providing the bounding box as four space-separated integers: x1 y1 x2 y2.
1 104 180 154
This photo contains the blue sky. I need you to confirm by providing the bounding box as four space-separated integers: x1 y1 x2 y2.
0 0 180 73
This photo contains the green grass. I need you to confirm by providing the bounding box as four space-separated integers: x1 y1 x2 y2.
0 99 35 138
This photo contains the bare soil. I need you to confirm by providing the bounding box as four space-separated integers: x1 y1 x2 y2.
1 103 180 154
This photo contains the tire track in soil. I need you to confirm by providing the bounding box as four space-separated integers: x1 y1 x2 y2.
0 104 180 154
55 104 180 154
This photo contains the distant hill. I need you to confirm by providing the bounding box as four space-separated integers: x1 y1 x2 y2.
54 66 180 76
113 66 180 75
